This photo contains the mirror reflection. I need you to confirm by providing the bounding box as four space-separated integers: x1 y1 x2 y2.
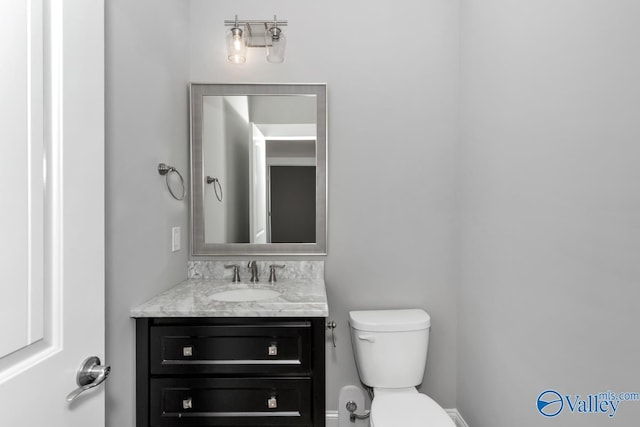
202 94 317 244
190 84 327 256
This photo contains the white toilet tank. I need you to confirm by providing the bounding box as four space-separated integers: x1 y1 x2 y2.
349 309 431 388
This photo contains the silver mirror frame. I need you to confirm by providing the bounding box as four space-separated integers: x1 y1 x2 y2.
190 83 327 256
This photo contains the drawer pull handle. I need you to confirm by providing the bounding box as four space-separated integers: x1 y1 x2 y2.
267 396 278 409
183 397 192 409
183 346 193 357
268 343 278 356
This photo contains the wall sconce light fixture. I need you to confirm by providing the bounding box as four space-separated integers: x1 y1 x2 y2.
225 15 288 64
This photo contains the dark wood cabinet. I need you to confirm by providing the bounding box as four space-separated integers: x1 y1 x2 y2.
136 317 326 427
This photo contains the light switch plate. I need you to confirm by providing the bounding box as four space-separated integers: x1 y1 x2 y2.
172 227 181 252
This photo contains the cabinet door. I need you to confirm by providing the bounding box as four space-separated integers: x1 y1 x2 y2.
150 377 312 426
150 323 311 375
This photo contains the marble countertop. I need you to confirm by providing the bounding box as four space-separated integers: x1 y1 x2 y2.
130 278 328 318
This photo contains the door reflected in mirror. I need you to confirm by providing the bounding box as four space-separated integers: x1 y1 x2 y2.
191 84 326 255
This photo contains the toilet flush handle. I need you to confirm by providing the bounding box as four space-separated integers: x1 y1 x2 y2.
358 335 376 343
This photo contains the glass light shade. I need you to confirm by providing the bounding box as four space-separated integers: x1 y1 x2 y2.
266 27 286 63
226 27 246 63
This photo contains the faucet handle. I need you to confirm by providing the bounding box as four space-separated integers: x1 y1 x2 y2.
268 264 285 283
224 264 241 282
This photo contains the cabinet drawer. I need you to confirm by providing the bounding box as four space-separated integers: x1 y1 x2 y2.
150 323 311 375
150 377 312 426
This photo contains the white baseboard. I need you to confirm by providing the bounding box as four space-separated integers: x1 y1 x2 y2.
325 411 339 427
446 408 470 427
326 408 469 427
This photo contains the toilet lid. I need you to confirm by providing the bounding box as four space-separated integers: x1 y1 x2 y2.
371 393 455 427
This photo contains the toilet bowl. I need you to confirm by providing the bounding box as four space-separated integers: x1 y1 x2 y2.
349 309 455 427
370 388 454 427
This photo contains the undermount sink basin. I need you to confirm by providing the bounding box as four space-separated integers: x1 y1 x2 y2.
211 287 281 302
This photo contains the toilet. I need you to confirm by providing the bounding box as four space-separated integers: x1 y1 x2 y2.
349 309 455 427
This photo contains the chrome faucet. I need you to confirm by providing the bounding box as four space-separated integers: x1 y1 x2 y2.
248 260 259 283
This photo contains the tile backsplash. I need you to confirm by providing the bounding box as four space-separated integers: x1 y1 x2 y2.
188 260 324 281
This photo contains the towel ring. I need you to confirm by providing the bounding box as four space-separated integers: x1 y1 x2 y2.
206 176 223 202
158 163 185 201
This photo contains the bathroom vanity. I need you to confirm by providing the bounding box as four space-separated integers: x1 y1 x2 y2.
131 266 328 427
131 83 330 426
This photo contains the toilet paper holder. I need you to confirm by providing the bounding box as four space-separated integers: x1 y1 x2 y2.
327 321 337 348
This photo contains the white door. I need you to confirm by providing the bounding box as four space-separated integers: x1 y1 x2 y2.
0 0 105 426
249 124 268 243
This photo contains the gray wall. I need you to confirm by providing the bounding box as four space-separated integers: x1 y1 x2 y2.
105 1 190 426
249 95 317 124
457 0 640 425
203 96 228 242
189 0 460 411
223 97 251 243
105 1 640 425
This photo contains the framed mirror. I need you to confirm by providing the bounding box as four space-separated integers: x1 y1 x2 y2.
190 83 327 255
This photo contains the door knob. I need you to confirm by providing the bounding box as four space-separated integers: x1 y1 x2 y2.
66 356 110 403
